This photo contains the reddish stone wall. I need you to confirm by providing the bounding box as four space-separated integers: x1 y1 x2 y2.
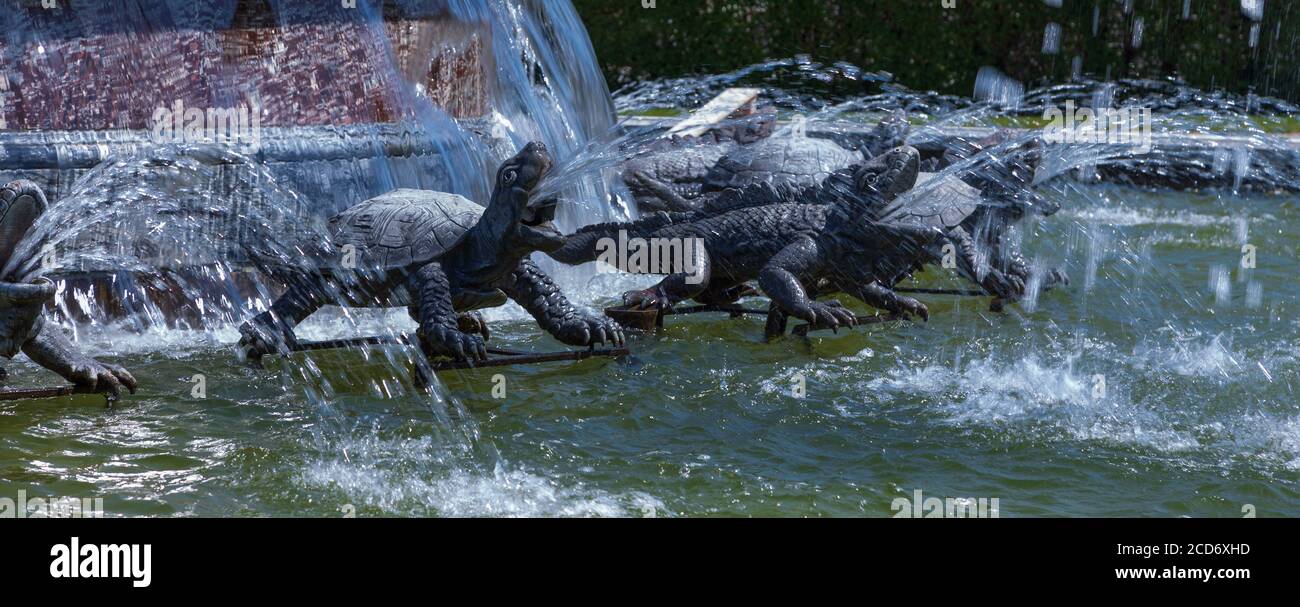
0 18 491 132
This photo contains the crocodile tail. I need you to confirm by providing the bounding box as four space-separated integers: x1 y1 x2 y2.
699 180 827 215
548 212 690 265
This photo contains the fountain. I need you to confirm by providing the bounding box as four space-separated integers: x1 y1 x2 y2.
0 0 630 323
0 0 636 514
0 0 1293 520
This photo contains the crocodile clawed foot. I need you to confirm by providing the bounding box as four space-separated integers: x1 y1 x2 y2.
1044 267 1070 289
456 312 491 342
622 287 673 311
799 300 859 334
895 296 929 322
64 357 138 398
238 320 299 363
981 268 1026 301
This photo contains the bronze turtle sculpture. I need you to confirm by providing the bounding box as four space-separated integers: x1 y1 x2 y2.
239 142 625 362
0 181 137 396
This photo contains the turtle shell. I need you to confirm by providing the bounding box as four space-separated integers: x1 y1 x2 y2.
705 137 860 192
880 172 982 230
328 189 484 270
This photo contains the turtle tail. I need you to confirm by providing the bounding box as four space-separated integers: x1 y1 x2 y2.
548 212 690 265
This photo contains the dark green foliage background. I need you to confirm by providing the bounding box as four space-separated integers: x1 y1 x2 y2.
573 0 1299 103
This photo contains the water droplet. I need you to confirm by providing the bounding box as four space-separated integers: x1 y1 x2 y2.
1042 23 1062 55
1209 265 1232 306
1245 282 1263 309
1241 0 1264 21
973 66 1023 109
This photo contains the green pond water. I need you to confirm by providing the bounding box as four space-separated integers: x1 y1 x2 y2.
1 185 1296 517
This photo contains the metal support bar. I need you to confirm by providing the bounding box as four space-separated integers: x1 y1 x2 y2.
791 313 910 337
0 384 115 407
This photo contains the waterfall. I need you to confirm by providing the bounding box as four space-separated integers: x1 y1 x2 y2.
0 0 621 226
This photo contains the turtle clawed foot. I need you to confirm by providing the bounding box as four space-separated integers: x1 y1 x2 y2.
555 315 626 348
65 357 137 398
423 325 488 363
456 312 491 342
622 287 673 311
99 362 138 396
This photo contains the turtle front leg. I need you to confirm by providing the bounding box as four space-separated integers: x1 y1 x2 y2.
501 259 625 347
0 279 133 393
1005 255 1069 298
947 226 1024 301
238 281 322 360
758 237 857 332
410 262 487 362
22 316 137 396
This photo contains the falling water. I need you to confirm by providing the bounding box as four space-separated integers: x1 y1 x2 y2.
0 0 640 516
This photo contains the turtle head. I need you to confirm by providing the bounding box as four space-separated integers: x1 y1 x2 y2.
0 277 55 358
863 110 911 157
487 141 565 254
850 145 920 209
0 180 49 277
